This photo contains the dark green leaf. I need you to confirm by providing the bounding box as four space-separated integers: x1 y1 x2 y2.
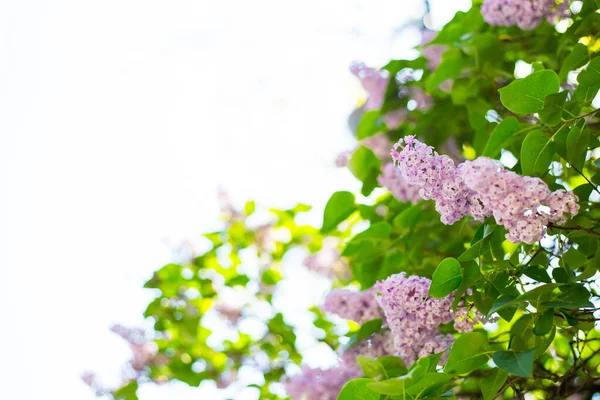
492 350 535 378
521 265 552 283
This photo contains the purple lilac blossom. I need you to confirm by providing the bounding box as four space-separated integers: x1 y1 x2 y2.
321 288 383 323
374 273 454 365
391 137 580 244
391 136 477 224
362 133 393 160
421 30 446 71
375 273 482 366
303 239 350 280
481 0 570 30
378 162 422 204
350 62 389 110
382 109 408 129
284 364 362 400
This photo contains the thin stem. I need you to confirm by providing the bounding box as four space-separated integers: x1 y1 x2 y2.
563 108 600 123
548 223 600 238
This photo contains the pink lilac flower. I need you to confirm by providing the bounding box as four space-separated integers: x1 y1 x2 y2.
110 324 156 371
481 0 570 30
350 62 389 110
378 163 422 204
410 87 433 111
391 136 475 224
335 150 352 167
382 109 408 130
303 239 350 280
421 30 446 71
215 302 243 324
375 273 482 366
362 133 393 160
392 137 580 244
321 288 383 324
284 364 362 400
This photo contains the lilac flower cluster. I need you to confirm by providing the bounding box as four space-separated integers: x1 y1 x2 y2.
321 288 383 323
378 162 422 204
284 364 362 400
481 0 570 30
374 273 458 366
391 136 580 244
391 136 478 225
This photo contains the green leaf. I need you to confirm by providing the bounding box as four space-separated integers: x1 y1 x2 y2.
337 378 380 400
566 120 589 170
348 146 381 183
521 130 554 176
405 372 453 398
345 319 383 350
492 350 535 378
393 202 424 229
367 374 414 396
562 248 588 270
539 91 568 127
578 57 600 87
533 308 554 336
321 191 356 233
481 369 509 400
429 258 462 298
445 332 490 374
542 284 593 309
499 70 560 114
378 356 407 377
458 225 496 261
521 265 552 283
113 381 139 400
482 117 521 158
487 295 517 318
357 110 385 140
426 48 468 92
357 356 386 378
489 284 559 316
560 43 589 80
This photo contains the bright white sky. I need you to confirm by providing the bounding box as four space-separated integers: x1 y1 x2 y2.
0 1 468 398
